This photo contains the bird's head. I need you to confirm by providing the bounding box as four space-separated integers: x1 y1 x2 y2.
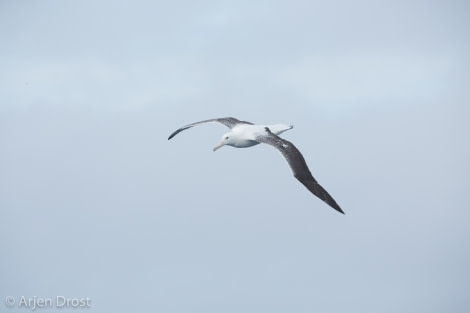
213 133 234 151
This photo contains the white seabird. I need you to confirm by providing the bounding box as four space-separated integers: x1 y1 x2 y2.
168 117 344 214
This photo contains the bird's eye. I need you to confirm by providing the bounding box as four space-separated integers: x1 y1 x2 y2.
225 136 229 139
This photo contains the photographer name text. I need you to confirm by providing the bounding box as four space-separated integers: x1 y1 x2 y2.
5 296 91 310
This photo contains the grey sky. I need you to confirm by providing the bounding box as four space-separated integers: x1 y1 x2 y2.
1 1 469 312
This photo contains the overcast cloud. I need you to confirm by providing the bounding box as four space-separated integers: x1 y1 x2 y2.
1 1 469 312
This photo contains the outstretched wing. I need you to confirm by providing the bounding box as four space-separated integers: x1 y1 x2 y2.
256 128 344 214
168 117 253 140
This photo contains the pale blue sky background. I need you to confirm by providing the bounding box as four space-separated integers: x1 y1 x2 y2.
1 0 469 312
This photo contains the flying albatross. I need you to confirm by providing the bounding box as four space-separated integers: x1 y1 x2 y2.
168 117 344 214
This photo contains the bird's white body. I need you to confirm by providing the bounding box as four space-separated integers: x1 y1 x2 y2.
216 124 293 150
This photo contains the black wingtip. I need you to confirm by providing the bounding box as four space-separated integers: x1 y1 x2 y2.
329 202 345 214
167 130 180 140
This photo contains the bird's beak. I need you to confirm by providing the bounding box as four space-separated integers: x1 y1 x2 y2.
213 141 224 152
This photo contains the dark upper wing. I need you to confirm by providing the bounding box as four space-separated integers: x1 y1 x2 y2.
256 128 344 214
168 117 253 140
